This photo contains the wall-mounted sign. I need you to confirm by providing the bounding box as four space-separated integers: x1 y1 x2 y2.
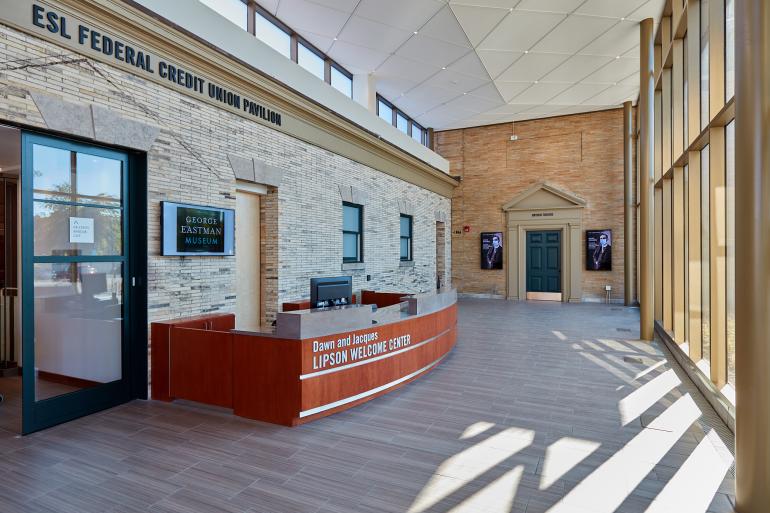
586 229 612 271
69 217 94 243
481 232 503 270
161 202 234 256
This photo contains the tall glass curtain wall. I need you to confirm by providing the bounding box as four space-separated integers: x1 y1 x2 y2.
649 0 736 392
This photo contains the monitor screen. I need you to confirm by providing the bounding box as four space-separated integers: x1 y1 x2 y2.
161 201 235 256
310 276 352 308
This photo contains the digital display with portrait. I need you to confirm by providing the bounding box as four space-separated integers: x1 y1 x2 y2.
586 229 612 271
481 232 504 270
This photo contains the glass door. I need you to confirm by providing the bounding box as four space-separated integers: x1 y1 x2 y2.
21 133 130 433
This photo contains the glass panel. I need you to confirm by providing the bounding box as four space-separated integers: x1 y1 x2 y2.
331 67 352 98
34 261 123 401
75 153 122 206
726 122 735 386
378 100 393 125
343 233 358 260
400 216 411 237
199 0 247 30
701 144 710 362
255 12 291 58
33 202 122 257
342 204 359 232
32 144 70 200
400 238 409 260
396 113 408 134
684 163 689 343
725 0 735 100
298 43 325 81
700 0 710 131
683 34 688 145
412 125 424 144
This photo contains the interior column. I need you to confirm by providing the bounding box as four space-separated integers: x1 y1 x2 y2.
639 18 655 340
623 100 635 306
735 0 770 510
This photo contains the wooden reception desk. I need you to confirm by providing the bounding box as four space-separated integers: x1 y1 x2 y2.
151 289 457 426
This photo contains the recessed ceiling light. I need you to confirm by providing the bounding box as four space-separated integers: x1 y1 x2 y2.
333 37 338 41
463 92 468 95
616 55 621 59
509 7 513 11
534 80 539 84
613 82 618 86
442 66 447 70
524 50 529 54
413 31 419 35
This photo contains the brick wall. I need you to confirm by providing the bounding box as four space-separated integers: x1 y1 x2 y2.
0 24 451 324
435 109 634 302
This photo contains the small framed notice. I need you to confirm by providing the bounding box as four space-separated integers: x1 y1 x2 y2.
69 217 94 244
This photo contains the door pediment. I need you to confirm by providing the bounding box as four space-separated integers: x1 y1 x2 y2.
502 182 586 211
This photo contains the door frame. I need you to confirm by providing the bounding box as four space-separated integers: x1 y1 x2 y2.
20 131 147 434
503 182 585 302
525 229 563 300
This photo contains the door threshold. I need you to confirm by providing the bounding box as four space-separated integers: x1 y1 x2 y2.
526 292 563 301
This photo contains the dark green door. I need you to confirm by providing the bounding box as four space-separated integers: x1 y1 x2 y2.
526 231 561 293
20 133 144 434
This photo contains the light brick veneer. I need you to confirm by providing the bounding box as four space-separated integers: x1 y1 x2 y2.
0 24 451 325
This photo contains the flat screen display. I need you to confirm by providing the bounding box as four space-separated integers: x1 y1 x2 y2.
480 232 503 270
586 229 612 271
161 201 234 256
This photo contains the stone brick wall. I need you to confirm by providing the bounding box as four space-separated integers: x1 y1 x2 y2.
0 24 451 324
435 109 634 302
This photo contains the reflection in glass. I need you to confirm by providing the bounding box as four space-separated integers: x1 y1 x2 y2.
725 0 735 100
700 0 710 130
397 113 408 134
331 67 352 98
298 43 325 81
34 262 123 401
32 144 70 200
378 100 393 125
343 204 360 232
33 202 122 257
75 153 122 205
198 0 248 30
255 11 291 58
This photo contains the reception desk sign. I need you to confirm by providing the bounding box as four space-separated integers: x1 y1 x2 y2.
161 201 234 256
308 330 413 372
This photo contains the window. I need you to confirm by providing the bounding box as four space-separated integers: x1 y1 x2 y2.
199 0 248 30
342 203 363 263
254 11 291 58
683 34 689 145
396 113 408 134
726 121 735 386
331 66 353 98
701 144 710 362
378 99 393 125
298 42 325 81
700 0 710 130
412 123 425 145
725 0 735 100
400 215 413 261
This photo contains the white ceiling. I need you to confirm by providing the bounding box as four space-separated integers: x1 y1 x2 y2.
257 0 665 130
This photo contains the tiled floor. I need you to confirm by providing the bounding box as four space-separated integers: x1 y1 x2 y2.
0 299 735 513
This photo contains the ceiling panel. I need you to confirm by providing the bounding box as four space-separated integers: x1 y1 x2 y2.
400 83 463 114
327 40 391 73
540 54 615 82
449 0 520 9
627 0 667 21
494 81 531 102
515 0 584 13
582 84 638 105
355 0 443 31
509 82 571 104
496 51 570 82
580 20 640 57
419 6 472 47
479 11 566 52
450 4 509 47
396 34 471 68
477 50 523 77
376 77 421 100
532 15 617 53
547 83 606 105
300 30 336 53
581 56 638 84
377 54 442 84
468 82 505 103
448 51 490 79
276 0 350 38
576 0 648 18
338 16 412 53
427 68 489 94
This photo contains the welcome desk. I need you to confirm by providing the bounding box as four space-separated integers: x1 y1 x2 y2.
151 289 457 426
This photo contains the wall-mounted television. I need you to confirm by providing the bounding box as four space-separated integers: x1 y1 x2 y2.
161 201 234 256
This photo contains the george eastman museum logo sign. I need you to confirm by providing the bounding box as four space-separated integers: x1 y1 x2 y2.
28 3 282 127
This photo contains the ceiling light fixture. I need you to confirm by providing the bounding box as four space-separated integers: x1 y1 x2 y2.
333 37 338 41
616 55 621 59
442 66 447 70
413 31 419 35
524 50 529 54
534 80 539 84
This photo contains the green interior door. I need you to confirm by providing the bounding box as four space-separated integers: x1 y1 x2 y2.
526 231 562 293
21 133 134 434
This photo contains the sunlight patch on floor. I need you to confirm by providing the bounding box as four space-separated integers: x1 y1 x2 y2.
618 369 681 426
459 421 495 440
643 429 733 513
545 393 702 513
408 426 535 513
540 437 602 490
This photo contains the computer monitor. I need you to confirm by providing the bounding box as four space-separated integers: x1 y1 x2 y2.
310 276 353 309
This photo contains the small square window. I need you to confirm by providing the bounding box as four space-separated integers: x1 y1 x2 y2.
378 100 393 125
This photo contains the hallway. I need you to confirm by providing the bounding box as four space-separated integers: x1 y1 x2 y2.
0 300 735 513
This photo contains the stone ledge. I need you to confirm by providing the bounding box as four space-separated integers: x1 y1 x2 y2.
399 260 415 267
341 262 365 271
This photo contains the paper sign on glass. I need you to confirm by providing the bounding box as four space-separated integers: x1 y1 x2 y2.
69 217 95 244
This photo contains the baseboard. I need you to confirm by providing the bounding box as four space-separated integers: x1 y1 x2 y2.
457 293 506 300
654 321 735 433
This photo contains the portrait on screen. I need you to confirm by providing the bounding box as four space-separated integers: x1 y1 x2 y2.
586 229 612 271
481 232 504 270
